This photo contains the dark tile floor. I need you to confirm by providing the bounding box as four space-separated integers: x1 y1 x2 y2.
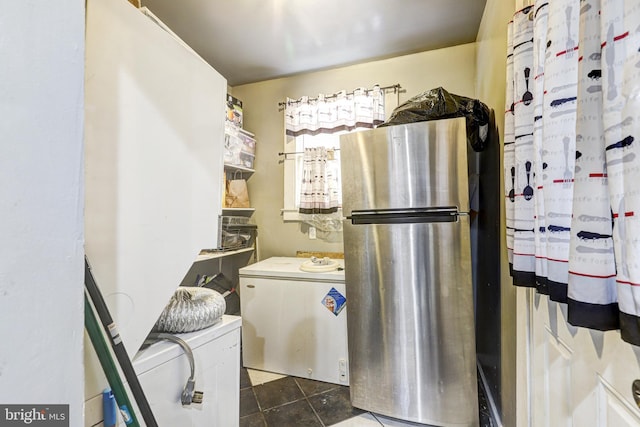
239 367 364 427
239 365 494 427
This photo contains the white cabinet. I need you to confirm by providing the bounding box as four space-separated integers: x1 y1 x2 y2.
239 257 349 385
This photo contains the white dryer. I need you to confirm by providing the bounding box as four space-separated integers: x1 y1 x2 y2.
132 316 241 426
239 257 349 385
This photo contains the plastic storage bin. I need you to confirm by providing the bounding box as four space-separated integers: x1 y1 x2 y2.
224 124 256 169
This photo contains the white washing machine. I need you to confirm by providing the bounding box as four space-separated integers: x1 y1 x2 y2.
239 257 349 385
132 316 241 427
84 315 241 427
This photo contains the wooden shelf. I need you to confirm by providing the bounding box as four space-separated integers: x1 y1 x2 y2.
195 247 255 262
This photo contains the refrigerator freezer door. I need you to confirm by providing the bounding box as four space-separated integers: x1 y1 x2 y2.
340 118 469 214
343 216 478 426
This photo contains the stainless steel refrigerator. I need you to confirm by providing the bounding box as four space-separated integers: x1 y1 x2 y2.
340 117 479 426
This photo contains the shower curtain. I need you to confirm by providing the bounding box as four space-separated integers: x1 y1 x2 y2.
505 0 640 346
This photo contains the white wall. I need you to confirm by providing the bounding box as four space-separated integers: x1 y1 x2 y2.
0 1 85 426
232 43 478 260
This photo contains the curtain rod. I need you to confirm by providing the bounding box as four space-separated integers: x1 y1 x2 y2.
277 83 402 108
278 148 341 159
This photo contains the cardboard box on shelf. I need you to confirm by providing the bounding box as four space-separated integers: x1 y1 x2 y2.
226 94 243 128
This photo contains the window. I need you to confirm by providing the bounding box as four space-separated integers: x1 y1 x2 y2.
283 131 357 221
282 86 387 223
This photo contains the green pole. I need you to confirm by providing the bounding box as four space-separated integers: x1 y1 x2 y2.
85 293 140 427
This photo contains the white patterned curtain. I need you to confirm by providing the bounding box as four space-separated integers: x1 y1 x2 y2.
505 0 640 345
285 86 385 215
299 147 340 214
285 86 385 138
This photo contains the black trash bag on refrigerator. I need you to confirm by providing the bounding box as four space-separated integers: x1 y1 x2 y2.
379 87 491 152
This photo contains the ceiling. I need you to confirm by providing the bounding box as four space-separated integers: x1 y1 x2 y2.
140 0 487 86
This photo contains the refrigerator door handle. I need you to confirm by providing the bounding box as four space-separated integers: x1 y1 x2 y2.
347 207 461 225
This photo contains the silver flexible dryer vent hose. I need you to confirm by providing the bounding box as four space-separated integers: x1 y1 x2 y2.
154 287 226 334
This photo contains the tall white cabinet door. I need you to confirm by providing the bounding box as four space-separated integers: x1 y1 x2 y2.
529 293 640 426
85 0 226 360
84 0 227 404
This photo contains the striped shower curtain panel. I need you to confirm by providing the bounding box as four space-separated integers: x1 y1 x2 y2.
511 7 537 287
569 0 618 330
505 0 640 346
532 2 549 295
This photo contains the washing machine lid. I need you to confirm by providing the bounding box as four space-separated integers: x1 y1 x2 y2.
239 257 345 282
